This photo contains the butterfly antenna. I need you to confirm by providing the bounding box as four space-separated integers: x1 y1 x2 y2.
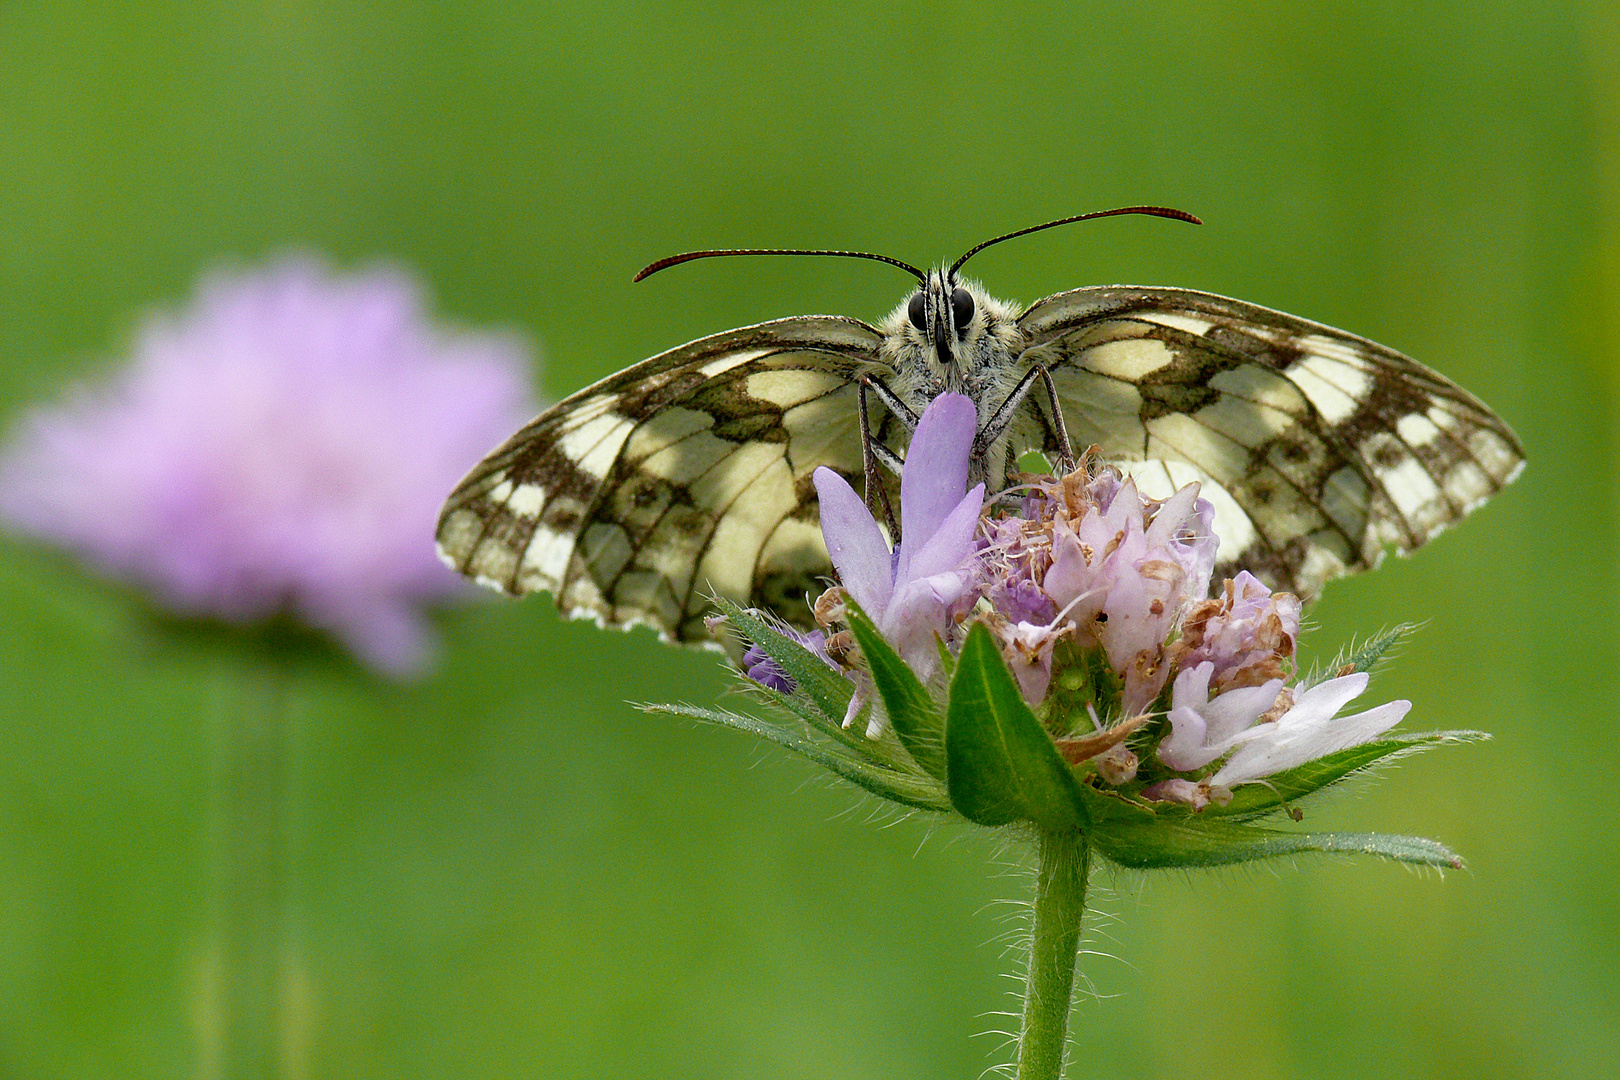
634 248 927 283
949 206 1202 276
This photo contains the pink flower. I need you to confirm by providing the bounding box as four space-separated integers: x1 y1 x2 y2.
1150 665 1410 804
1207 672 1411 787
0 255 538 677
976 462 1217 709
1157 661 1288 772
1174 570 1302 691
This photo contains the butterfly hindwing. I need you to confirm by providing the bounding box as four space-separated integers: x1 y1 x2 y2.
437 316 888 642
1015 286 1525 597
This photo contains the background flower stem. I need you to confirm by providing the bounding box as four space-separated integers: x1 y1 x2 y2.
1016 830 1090 1080
210 657 293 1080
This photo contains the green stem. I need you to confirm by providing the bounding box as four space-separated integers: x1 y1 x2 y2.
210 660 291 1080
1016 830 1090 1080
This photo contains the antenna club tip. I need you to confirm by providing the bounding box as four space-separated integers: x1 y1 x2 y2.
1138 205 1202 225
633 256 681 282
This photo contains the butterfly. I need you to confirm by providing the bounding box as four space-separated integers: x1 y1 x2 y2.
436 207 1524 643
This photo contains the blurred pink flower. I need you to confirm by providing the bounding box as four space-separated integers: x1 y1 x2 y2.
0 255 539 677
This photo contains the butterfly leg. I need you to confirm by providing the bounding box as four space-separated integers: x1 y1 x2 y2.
977 363 1076 471
858 378 903 540
1037 365 1076 471
860 376 920 433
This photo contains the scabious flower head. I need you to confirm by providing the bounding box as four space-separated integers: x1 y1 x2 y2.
675 397 1471 874
975 472 1412 805
0 255 538 677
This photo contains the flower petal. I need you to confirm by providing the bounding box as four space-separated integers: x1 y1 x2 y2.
898 394 976 550
905 483 986 581
814 466 893 616
1158 704 1212 771
1201 679 1287 746
1210 672 1412 785
1283 671 1374 724
880 567 974 682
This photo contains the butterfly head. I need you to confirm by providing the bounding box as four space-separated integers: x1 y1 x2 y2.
883 270 1022 398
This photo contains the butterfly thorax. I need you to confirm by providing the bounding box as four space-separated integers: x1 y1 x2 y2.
875 271 1027 480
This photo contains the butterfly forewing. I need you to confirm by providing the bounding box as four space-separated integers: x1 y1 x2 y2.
437 316 889 642
1016 286 1525 596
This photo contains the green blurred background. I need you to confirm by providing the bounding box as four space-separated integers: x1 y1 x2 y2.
2 2 1616 1077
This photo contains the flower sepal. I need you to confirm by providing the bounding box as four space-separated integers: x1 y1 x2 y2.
944 623 1087 831
644 597 953 813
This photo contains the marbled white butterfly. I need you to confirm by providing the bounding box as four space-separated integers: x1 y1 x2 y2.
437 208 1523 642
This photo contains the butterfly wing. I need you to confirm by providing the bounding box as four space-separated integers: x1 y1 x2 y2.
437 316 891 643
1014 286 1525 597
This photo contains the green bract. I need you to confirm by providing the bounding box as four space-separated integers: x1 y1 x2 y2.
647 598 1479 871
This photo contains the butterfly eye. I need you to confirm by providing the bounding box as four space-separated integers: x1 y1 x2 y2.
951 287 975 330
907 292 928 332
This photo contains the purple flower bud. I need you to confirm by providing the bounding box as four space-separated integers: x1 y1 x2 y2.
742 642 796 693
736 623 835 694
1140 777 1209 809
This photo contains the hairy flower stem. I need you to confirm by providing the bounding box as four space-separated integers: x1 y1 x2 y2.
210 661 293 1080
1016 830 1090 1080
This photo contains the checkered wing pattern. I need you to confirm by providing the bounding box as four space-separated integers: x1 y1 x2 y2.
436 316 890 642
1016 286 1525 596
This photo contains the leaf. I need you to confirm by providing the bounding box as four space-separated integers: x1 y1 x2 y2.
1208 729 1490 821
643 702 952 813
944 623 1085 830
844 602 946 780
711 598 853 732
759 685 915 772
1088 813 1465 869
